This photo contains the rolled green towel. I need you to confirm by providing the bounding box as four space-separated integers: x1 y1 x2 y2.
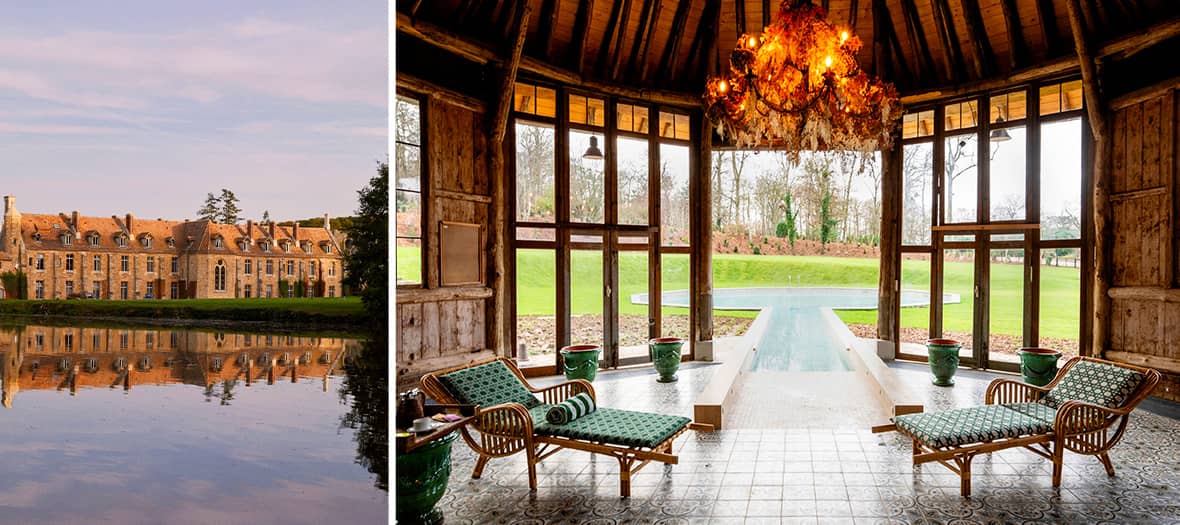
545 392 596 425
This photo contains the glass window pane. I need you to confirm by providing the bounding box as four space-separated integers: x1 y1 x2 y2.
514 82 536 114
659 144 691 246
990 90 1026 122
1039 247 1081 358
945 100 978 131
675 114 691 140
569 95 588 124
1040 118 1082 239
617 136 649 225
514 122 556 222
1039 83 1061 115
515 227 556 242
535 86 557 117
570 249 604 352
989 245 1025 363
660 253 690 347
903 142 933 245
570 131 605 223
658 111 675 138
395 143 420 191
617 103 649 133
618 250 650 361
988 126 1026 221
396 238 421 285
394 95 420 144
1062 80 1083 111
516 248 556 366
904 110 937 138
394 191 421 238
900 255 931 347
945 134 978 223
942 248 975 355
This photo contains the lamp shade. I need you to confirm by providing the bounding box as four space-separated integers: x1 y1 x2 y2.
990 115 1011 142
582 136 604 160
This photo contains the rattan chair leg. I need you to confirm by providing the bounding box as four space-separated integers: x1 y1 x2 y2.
1051 439 1065 487
959 455 973 498
1098 452 1116 476
526 447 538 491
472 455 491 479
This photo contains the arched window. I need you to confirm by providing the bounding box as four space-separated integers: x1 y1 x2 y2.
214 260 226 292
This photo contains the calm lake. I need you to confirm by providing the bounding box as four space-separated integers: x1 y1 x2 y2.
0 320 387 524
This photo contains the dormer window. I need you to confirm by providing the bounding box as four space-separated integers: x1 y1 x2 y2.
261 242 271 253
115 235 128 248
238 241 248 251
166 238 175 248
142 237 152 249
283 242 291 253
323 244 332 254
61 234 72 246
32 232 41 242
88 234 100 246
213 237 223 248
302 242 312 254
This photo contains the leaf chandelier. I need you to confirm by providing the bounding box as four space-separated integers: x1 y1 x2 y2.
704 0 901 156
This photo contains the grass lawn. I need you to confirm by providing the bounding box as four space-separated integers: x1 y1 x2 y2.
396 247 1081 340
0 296 368 329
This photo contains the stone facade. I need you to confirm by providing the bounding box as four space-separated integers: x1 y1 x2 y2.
0 195 346 300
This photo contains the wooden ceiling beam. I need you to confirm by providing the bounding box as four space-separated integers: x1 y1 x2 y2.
569 0 594 74
606 0 634 81
847 0 858 32
736 0 747 36
536 0 560 62
1034 0 1062 57
700 0 724 84
900 0 939 85
931 0 967 83
881 1 914 85
999 0 1028 70
627 0 661 83
959 0 996 79
595 0 626 78
763 0 772 27
655 0 693 85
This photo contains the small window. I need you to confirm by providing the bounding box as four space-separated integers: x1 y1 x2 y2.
329 262 336 277
36 254 45 270
170 257 178 273
568 94 606 127
35 281 44 299
266 260 274 275
244 284 252 298
244 259 253 275
65 254 74 272
1040 80 1084 116
616 103 649 133
64 333 73 351
92 281 101 298
287 260 294 275
146 257 155 273
61 234 72 246
309 261 316 277
658 111 691 140
93 255 101 272
119 281 128 300
902 110 935 139
214 260 226 292
324 244 332 254
89 234 99 246
116 235 128 247
170 281 179 299
146 281 154 298
513 82 556 118
239 241 248 251
303 243 312 254
120 255 129 272
283 242 291 253
944 100 978 131
65 281 74 297
261 242 271 253
990 90 1027 123
143 237 152 249
213 237 223 248
167 238 175 248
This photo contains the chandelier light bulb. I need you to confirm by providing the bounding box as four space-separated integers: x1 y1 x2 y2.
824 56 833 69
747 36 758 49
840 31 849 44
718 79 729 93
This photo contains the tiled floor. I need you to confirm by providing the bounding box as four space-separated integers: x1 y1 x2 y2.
434 360 1180 524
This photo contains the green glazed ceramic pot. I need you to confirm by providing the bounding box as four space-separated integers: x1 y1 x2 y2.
648 337 685 383
926 338 962 387
395 431 456 525
560 345 601 382
1018 347 1063 387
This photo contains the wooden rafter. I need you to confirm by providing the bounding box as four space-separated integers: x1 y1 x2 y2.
847 0 859 32
999 0 1028 69
959 0 996 79
595 0 628 79
1079 0 1099 36
627 0 661 83
655 0 693 85
569 0 594 74
736 0 747 36
931 0 967 82
685 0 723 87
1034 0 1062 56
763 0 771 27
878 0 913 84
900 0 939 84
536 0 560 62
606 0 634 80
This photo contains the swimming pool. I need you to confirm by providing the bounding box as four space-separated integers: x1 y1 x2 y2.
633 288 957 372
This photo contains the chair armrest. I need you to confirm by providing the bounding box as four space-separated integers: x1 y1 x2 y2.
985 378 1050 405
532 379 596 405
1054 400 1128 435
472 402 534 438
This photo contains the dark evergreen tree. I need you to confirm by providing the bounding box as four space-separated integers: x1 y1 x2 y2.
197 193 221 222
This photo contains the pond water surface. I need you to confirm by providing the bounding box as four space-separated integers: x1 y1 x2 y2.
0 321 386 524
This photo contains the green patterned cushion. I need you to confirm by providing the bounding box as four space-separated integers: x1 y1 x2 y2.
529 406 690 449
1002 402 1058 424
1042 361 1144 409
894 405 1054 448
438 361 541 408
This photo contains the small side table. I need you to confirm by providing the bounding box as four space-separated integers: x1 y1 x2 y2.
395 404 477 525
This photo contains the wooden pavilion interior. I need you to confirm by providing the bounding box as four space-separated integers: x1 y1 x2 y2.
394 0 1180 520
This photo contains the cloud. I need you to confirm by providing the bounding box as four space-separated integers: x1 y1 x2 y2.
0 122 127 135
0 69 147 110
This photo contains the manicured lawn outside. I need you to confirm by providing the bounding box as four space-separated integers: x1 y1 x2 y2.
397 247 1081 340
0 297 368 329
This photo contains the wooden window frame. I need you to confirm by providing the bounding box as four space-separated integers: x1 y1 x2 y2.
395 90 428 288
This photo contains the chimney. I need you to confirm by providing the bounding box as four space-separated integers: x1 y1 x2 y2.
293 223 299 242
247 219 254 240
268 222 275 239
125 213 134 234
71 211 79 232
3 196 14 215
323 213 331 232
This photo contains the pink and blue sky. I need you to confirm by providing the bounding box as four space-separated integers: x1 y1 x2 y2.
0 1 386 221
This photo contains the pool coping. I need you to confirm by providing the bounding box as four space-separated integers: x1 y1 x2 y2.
692 306 924 430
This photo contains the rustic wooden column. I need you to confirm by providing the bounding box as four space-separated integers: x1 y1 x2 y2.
690 114 714 360
877 143 903 345
1065 0 1111 358
488 1 532 357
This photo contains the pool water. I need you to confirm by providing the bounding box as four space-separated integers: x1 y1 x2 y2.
636 288 954 372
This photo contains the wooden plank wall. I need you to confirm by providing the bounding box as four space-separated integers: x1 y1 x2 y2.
396 88 497 392
1104 85 1180 401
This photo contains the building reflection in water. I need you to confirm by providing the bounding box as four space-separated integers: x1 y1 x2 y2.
0 324 360 408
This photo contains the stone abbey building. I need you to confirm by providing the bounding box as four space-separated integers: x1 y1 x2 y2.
0 196 346 300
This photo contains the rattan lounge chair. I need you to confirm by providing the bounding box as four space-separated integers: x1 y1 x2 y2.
420 357 705 497
874 356 1160 497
